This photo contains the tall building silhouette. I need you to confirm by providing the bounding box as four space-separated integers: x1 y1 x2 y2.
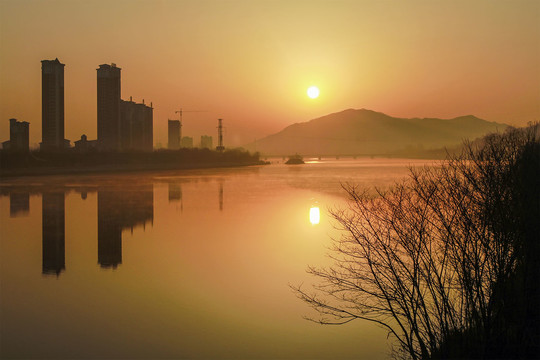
41 58 65 150
97 63 121 151
4 118 29 152
168 120 181 150
42 192 65 275
120 98 153 151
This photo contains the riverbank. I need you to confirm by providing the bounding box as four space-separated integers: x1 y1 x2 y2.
0 148 266 178
0 160 267 178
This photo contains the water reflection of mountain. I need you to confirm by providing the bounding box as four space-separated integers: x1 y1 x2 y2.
97 184 154 268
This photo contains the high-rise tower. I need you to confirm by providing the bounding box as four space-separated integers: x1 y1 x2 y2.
168 119 181 149
41 58 65 150
97 63 121 151
8 118 29 152
120 98 153 151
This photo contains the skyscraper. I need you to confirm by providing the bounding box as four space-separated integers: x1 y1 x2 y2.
97 63 121 151
168 119 180 149
8 118 29 152
41 58 64 150
120 98 153 151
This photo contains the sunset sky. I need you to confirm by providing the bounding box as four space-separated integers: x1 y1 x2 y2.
1 0 539 148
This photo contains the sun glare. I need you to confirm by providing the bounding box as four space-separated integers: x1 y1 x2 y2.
309 206 320 225
307 86 319 99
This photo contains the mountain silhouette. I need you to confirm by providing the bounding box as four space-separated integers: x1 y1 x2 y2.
246 109 507 156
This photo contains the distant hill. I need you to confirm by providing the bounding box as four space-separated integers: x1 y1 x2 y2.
245 109 508 156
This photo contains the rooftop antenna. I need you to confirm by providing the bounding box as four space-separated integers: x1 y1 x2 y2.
216 118 225 152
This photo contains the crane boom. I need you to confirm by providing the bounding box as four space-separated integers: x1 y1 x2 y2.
175 108 208 125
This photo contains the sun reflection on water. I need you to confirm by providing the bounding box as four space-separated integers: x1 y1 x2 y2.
309 206 320 225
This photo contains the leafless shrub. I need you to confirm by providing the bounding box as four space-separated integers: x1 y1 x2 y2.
294 124 539 359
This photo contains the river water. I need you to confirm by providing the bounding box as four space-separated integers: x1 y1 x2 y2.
0 158 435 359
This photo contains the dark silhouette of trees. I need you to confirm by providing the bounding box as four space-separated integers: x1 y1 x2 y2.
0 147 261 176
294 124 539 359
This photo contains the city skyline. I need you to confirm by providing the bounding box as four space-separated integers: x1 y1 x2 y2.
1 0 539 148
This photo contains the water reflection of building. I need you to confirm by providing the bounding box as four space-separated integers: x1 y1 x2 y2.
9 192 29 217
97 185 154 268
168 182 182 201
219 181 224 211
166 179 225 212
42 192 65 276
168 181 183 211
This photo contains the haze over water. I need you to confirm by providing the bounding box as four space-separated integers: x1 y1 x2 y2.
0 159 434 359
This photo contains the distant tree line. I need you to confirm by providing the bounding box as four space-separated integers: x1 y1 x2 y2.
0 147 261 172
294 124 539 359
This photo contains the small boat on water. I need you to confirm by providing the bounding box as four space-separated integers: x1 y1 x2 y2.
285 154 305 165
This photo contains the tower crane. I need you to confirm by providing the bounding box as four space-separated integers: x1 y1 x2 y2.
174 108 208 144
175 108 208 126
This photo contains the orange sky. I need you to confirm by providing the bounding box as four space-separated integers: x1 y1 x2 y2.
1 0 539 148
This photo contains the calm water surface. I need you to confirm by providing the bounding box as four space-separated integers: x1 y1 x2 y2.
0 158 436 359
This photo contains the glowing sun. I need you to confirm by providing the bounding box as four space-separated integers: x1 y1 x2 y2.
307 86 320 99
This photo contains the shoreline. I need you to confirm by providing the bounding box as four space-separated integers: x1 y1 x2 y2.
0 160 268 179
